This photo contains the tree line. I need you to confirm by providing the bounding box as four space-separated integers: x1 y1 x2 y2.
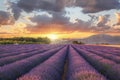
0 37 51 44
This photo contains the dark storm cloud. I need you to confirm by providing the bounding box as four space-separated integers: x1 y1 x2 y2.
30 14 52 24
51 12 70 24
17 0 120 13
17 0 65 12
76 0 120 13
0 11 14 26
7 0 119 20
25 12 71 33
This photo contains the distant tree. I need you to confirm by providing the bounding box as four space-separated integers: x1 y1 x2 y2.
72 41 84 44
73 41 79 44
79 41 84 44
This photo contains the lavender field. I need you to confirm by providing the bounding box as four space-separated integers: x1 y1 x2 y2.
0 44 120 80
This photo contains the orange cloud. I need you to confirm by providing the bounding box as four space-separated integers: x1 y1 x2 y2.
115 12 120 25
0 22 29 34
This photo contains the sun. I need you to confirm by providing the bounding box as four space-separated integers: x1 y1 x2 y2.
47 34 58 40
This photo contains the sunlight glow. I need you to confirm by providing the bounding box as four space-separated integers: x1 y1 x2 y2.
47 34 58 40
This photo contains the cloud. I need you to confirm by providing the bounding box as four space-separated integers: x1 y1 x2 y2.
114 12 120 26
2 0 120 34
17 0 65 12
17 0 120 13
0 32 11 34
30 11 69 24
5 0 22 20
97 15 110 27
0 22 29 34
76 0 120 13
5 0 119 20
0 10 118 34
0 11 14 26
112 12 120 31
25 12 71 33
30 14 52 24
89 15 111 32
25 11 100 34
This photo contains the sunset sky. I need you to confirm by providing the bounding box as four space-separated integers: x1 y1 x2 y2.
0 0 120 39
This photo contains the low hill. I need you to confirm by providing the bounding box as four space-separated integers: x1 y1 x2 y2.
79 34 120 44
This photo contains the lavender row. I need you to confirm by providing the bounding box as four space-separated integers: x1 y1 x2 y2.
74 45 120 53
77 45 120 63
0 46 64 80
66 46 107 80
0 44 44 57
0 45 25 53
81 45 120 56
74 45 120 61
18 46 68 80
0 44 61 58
0 44 62 54
0 48 38 58
84 45 120 51
0 45 63 66
86 49 120 64
0 44 56 55
96 48 120 56
73 45 120 80
0 44 42 54
98 50 120 56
